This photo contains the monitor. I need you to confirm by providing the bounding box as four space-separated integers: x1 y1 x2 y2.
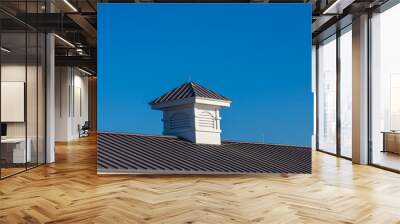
1 123 7 137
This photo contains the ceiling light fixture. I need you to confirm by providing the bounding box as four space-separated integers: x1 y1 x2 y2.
63 0 78 12
54 34 75 48
78 67 93 76
76 48 86 56
1 47 11 53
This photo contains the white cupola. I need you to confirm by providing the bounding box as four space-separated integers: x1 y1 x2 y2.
149 82 231 145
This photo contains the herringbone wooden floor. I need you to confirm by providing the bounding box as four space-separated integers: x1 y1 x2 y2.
1 135 400 224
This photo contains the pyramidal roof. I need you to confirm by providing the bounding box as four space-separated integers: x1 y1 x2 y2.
149 82 230 105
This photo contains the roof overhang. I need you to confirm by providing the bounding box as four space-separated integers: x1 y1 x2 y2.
150 97 231 110
195 97 231 107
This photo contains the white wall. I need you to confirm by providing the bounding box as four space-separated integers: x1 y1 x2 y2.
1 63 46 164
55 67 69 141
1 65 27 142
1 65 39 138
55 67 89 141
72 73 89 138
1 65 26 132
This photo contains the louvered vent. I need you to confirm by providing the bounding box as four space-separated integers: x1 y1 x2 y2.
169 112 190 129
198 111 215 128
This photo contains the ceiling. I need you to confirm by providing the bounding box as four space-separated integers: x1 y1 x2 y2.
0 0 391 75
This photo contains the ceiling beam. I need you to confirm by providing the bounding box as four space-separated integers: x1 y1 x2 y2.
55 55 96 72
67 13 97 46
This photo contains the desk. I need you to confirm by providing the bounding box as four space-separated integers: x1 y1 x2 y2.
1 138 31 163
382 131 400 154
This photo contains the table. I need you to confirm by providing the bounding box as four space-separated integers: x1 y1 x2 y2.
382 131 400 154
1 138 31 163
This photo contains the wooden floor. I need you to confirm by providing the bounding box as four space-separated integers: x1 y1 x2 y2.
1 135 400 224
0 167 26 178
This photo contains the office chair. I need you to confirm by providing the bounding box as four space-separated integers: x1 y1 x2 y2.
79 121 90 138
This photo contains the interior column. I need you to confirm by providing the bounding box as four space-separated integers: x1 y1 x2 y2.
45 1 55 163
352 14 369 164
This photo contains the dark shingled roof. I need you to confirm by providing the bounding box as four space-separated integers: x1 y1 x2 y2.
149 82 230 105
97 133 311 174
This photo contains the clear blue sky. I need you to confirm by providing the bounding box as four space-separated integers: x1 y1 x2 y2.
98 3 312 146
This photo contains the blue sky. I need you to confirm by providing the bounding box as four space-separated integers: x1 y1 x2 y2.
98 3 312 146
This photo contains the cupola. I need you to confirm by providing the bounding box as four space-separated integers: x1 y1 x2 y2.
149 82 231 145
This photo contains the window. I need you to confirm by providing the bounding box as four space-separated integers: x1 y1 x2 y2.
0 2 47 179
370 2 400 171
339 26 352 158
390 74 400 130
317 35 337 154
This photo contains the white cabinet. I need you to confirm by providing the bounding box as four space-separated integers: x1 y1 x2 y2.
1 138 32 163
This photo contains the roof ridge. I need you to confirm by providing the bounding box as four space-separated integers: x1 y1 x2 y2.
189 82 201 97
187 82 196 93
149 81 229 105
